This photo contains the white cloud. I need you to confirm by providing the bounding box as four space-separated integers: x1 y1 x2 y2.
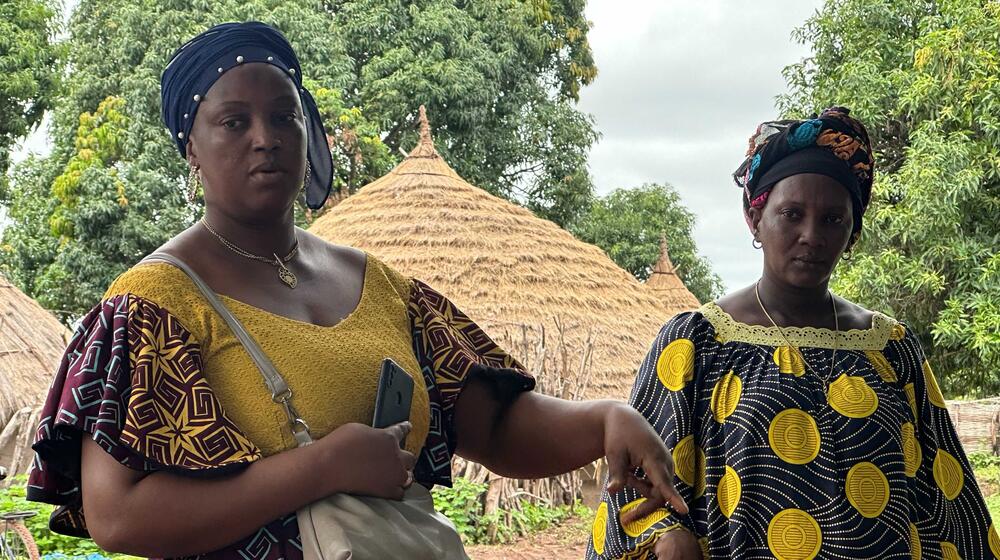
580 0 823 292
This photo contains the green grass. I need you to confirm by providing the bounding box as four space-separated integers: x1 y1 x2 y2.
987 494 1000 523
971 452 1000 523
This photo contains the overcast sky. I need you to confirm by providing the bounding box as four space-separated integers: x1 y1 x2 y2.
579 0 823 291
10 0 823 291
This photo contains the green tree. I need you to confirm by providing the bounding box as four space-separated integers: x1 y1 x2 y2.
2 0 598 320
571 183 723 304
326 0 598 224
0 0 61 200
781 0 1000 396
3 96 192 316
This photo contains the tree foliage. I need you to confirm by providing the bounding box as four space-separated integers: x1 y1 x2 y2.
571 183 724 304
0 0 61 200
781 0 1000 395
4 96 191 318
2 0 599 320
328 0 598 224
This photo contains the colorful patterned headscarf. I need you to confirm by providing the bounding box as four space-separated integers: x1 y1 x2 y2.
161 22 333 209
733 106 874 236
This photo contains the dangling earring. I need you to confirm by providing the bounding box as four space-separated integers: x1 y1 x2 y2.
302 161 312 192
842 233 860 262
187 164 201 203
752 237 762 249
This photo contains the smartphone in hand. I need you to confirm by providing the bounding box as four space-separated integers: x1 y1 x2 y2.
372 358 415 430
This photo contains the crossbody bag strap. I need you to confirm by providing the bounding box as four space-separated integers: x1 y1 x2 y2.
141 252 314 446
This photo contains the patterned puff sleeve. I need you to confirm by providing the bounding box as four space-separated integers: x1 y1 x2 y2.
883 326 1000 559
587 312 713 560
407 279 536 488
27 295 262 537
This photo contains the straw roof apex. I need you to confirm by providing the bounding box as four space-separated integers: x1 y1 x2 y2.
645 236 701 310
653 235 677 275
408 105 440 160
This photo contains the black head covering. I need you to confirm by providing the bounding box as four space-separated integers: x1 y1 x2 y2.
733 107 875 236
161 22 332 209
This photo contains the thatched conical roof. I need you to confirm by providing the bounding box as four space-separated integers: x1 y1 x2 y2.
310 107 693 400
645 237 700 310
0 276 70 478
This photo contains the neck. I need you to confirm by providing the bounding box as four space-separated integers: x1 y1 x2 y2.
755 274 833 328
201 208 298 258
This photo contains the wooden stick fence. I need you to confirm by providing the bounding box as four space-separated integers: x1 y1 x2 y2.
452 317 597 541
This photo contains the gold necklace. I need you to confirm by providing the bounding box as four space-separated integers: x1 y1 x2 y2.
200 218 299 289
754 281 840 393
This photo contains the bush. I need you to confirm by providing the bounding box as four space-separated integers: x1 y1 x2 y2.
970 452 1000 491
431 477 591 545
431 477 489 543
0 475 138 560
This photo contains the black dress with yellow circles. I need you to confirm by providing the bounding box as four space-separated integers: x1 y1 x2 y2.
587 303 997 560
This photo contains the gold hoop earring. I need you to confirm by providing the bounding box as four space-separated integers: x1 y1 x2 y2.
187 164 201 203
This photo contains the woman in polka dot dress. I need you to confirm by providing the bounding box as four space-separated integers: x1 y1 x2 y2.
587 108 996 560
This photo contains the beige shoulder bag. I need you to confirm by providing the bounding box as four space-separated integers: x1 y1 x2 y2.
144 253 469 560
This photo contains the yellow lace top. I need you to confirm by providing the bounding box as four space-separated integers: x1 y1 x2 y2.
103 254 431 457
699 301 899 350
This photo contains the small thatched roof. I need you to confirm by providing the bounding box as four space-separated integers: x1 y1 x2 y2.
0 277 68 423
0 276 70 478
645 237 700 310
311 107 693 400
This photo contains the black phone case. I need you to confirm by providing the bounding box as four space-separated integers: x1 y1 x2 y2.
372 358 415 429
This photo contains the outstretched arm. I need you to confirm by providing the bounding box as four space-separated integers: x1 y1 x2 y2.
453 377 687 514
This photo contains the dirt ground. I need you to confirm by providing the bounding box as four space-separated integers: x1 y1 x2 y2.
465 516 591 560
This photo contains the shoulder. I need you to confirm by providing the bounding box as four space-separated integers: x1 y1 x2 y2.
102 260 215 343
105 261 193 304
712 286 751 312
655 310 715 346
881 321 925 363
831 295 905 351
831 295 882 331
105 224 209 306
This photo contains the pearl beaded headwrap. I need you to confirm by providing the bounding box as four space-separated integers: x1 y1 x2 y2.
160 21 332 209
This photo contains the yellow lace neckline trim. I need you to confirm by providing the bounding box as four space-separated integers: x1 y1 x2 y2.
700 302 896 351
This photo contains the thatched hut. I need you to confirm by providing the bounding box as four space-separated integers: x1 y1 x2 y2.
645 237 701 310
311 107 698 402
0 276 70 481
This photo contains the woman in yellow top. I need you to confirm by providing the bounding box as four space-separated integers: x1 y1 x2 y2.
587 108 997 559
25 22 684 560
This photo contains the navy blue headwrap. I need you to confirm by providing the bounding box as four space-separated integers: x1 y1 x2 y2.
161 22 333 209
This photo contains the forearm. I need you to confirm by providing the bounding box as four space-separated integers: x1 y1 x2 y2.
83 438 335 557
473 392 621 478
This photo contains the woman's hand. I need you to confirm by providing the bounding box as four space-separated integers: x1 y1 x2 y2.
78 422 417 556
604 404 688 521
318 421 416 500
654 527 702 559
